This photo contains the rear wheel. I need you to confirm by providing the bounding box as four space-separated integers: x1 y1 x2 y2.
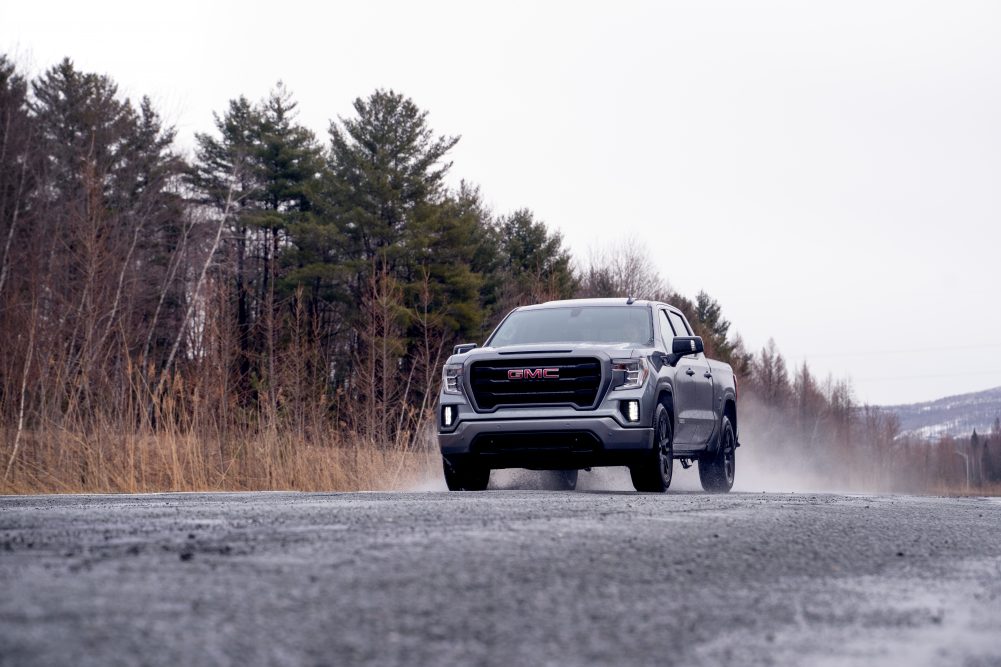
699 415 736 493
629 402 673 492
443 457 490 491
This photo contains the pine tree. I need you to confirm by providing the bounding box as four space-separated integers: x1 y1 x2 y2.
191 95 262 400
30 58 184 336
191 84 324 405
17 58 186 424
495 208 576 306
694 291 733 358
30 59 137 200
668 290 737 362
0 55 34 302
326 88 459 269
403 194 485 337
321 89 490 429
250 84 324 411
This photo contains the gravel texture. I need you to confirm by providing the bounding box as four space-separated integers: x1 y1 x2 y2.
2 490 1000 666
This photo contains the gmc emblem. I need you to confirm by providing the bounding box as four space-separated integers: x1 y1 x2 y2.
508 368 559 380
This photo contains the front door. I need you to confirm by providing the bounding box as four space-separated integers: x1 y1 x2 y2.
659 310 698 445
664 309 715 444
685 354 716 443
673 357 705 445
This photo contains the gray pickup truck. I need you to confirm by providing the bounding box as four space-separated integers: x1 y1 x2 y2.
437 298 740 492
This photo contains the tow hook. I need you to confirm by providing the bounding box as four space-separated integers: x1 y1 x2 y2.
680 458 693 469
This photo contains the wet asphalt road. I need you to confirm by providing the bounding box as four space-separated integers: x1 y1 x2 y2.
1 489 1000 667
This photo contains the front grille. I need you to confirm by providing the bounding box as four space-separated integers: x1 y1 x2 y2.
468 357 602 410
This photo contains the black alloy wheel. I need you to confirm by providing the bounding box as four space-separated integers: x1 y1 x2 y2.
443 457 490 491
699 415 736 493
629 402 674 492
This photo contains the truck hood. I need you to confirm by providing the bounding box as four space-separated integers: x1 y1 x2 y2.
446 342 652 365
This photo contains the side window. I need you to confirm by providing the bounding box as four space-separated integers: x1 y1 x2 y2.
658 310 674 346
668 311 690 337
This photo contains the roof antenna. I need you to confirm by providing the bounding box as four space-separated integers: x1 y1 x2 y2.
626 295 635 305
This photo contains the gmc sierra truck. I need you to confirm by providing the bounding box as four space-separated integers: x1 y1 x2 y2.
437 298 740 492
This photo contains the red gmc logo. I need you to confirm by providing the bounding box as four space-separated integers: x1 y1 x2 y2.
507 368 559 380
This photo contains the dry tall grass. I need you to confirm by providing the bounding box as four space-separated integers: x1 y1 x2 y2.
0 423 442 495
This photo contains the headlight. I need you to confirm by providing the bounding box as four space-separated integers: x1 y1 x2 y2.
612 358 648 390
442 363 464 395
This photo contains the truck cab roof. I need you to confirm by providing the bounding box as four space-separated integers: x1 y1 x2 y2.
519 298 661 311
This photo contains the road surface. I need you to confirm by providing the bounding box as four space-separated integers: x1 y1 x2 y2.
2 487 1000 666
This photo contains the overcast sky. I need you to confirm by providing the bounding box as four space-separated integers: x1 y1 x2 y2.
3 0 1000 405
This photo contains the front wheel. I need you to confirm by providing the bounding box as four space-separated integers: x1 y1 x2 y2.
443 457 490 491
699 415 736 493
629 402 674 492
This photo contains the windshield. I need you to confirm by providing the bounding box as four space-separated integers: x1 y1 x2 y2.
489 306 653 347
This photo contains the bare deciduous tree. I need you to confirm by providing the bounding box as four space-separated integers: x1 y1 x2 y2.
578 239 670 300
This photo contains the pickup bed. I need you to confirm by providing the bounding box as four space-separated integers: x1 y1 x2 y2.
437 298 740 492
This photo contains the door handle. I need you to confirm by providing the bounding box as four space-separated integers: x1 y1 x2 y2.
704 372 713 379
686 368 695 376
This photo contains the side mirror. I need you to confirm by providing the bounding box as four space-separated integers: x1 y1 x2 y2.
671 336 704 357
453 343 478 355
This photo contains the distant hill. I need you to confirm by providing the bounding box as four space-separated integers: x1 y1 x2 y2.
878 386 1001 439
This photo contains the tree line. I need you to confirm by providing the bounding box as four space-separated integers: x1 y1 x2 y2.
0 54 990 493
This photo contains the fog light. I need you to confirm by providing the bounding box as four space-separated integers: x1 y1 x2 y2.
442 405 455 427
626 400 639 423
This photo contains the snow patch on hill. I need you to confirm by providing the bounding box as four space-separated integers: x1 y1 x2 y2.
878 386 1001 439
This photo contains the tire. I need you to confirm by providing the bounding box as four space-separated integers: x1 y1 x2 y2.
542 469 578 491
629 401 674 492
699 415 736 493
443 457 490 491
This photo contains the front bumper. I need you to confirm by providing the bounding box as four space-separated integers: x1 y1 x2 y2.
439 415 654 470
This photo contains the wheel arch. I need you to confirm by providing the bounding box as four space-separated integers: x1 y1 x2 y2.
655 389 676 442
723 397 737 436
656 388 674 418
706 396 738 455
